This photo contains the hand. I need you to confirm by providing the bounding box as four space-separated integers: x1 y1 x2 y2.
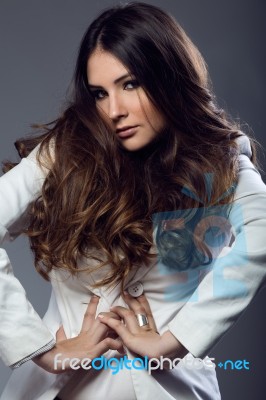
97 292 186 361
33 296 124 374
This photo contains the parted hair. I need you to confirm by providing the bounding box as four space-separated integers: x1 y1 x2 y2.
3 2 256 289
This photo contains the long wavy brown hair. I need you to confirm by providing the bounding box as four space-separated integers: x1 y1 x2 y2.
3 2 257 290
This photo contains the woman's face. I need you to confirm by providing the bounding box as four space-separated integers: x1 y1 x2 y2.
87 48 166 151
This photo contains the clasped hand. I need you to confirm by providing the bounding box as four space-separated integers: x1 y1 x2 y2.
33 293 186 374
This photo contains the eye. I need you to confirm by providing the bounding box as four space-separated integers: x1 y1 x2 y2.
124 79 140 90
91 89 107 101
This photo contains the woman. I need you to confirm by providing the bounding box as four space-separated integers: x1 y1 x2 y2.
1 2 265 399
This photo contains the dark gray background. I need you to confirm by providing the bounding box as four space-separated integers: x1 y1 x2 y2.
0 1 265 399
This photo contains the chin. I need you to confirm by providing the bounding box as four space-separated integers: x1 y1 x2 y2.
120 139 160 156
120 136 158 151
122 144 145 152
119 140 146 152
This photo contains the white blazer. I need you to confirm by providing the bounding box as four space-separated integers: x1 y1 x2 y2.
1 136 266 399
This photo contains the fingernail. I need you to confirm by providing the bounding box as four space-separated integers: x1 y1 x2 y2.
98 314 104 319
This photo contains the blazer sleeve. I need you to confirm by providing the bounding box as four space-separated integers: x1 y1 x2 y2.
168 150 266 358
0 146 55 366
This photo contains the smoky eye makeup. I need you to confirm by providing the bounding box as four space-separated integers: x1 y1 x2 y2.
88 75 140 101
90 88 107 101
123 79 140 89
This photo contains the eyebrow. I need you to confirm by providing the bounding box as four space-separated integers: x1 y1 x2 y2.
88 73 131 88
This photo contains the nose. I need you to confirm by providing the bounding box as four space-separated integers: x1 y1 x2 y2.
108 92 128 121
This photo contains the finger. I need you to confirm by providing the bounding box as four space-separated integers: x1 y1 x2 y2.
134 294 158 332
123 292 147 315
89 311 121 341
122 293 155 331
97 311 121 321
56 325 67 342
98 314 133 344
94 337 126 357
96 310 121 335
109 306 140 334
80 295 100 332
112 337 126 355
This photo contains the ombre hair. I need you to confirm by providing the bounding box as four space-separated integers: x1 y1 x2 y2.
3 2 256 289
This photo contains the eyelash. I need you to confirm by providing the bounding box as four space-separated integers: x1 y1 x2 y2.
91 79 140 101
124 79 140 90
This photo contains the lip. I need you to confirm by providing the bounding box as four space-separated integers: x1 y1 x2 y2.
116 125 138 138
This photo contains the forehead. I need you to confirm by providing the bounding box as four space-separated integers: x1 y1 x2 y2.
87 49 128 85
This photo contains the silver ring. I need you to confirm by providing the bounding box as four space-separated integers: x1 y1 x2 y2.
136 313 149 327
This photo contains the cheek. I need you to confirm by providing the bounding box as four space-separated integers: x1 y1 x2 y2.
147 106 165 132
96 103 111 124
96 102 107 115
138 94 165 131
